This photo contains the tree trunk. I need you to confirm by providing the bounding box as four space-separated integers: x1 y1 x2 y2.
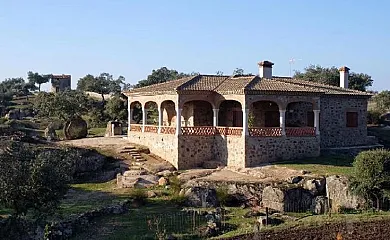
38 84 41 92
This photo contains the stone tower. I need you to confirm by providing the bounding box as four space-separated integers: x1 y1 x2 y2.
51 74 71 93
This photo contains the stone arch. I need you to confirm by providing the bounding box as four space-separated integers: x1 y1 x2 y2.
250 100 280 127
182 100 213 126
218 100 243 127
286 101 314 127
144 101 158 125
129 101 142 124
161 100 176 126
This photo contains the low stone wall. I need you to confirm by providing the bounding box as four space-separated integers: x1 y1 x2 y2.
128 132 178 168
245 136 320 167
178 136 215 169
214 135 245 168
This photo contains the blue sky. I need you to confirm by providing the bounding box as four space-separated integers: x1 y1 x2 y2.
0 0 389 91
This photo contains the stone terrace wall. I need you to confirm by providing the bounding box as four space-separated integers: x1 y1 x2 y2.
214 135 245 168
245 136 320 167
320 96 368 148
178 136 215 169
128 132 178 168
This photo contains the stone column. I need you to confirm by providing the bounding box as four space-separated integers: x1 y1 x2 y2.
127 99 131 134
142 104 146 132
158 106 163 133
213 109 219 127
279 109 286 136
242 108 249 136
313 110 320 135
176 108 182 136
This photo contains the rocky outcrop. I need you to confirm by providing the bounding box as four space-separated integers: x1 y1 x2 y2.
261 186 313 212
184 187 219 208
117 170 159 188
44 123 58 141
326 175 366 211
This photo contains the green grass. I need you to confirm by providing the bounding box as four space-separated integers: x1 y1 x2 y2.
88 127 106 137
274 155 354 176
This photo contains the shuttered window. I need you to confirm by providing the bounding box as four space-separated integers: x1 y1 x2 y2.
346 112 358 127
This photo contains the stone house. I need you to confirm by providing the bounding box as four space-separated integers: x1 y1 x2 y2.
51 74 71 93
123 61 372 170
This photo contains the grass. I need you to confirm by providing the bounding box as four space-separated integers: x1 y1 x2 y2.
274 155 354 176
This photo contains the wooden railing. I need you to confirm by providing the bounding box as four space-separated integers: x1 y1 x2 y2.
181 126 215 136
215 127 243 136
286 127 316 136
144 125 158 133
249 127 282 137
130 124 142 132
160 126 176 134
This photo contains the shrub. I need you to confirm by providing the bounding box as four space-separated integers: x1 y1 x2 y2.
351 149 390 210
367 110 382 125
168 176 182 194
170 194 187 206
215 186 230 207
129 188 147 205
0 117 6 125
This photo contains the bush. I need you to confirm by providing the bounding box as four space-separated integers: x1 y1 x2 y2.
216 186 229 207
170 194 187 206
0 117 6 125
367 110 382 125
351 149 390 209
129 188 147 205
168 176 182 194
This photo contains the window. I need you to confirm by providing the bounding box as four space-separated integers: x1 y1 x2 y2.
346 112 358 127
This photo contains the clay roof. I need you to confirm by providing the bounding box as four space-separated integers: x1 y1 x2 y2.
124 75 371 97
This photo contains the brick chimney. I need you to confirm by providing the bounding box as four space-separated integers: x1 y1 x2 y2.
339 66 350 88
258 61 274 78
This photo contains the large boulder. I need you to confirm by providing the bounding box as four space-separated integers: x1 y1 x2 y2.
302 177 326 196
326 175 365 212
262 185 313 212
64 118 88 140
184 187 219 208
5 109 20 120
117 170 159 188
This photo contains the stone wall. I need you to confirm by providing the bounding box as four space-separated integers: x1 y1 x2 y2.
178 135 215 169
127 131 179 168
320 96 368 148
245 136 320 167
214 135 245 168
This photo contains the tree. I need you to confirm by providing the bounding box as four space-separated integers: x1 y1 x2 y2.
105 94 128 121
34 90 90 121
77 73 124 104
27 71 50 92
294 65 373 91
372 90 390 114
350 149 390 210
135 67 191 88
216 71 224 76
0 141 75 216
232 68 244 75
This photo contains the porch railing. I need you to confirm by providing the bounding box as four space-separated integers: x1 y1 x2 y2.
286 127 316 136
130 124 142 132
181 126 215 136
215 127 243 136
144 125 158 133
249 127 282 137
160 126 176 135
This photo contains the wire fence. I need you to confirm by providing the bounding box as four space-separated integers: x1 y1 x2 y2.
132 209 227 238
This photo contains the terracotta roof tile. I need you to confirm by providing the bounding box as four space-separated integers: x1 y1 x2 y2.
124 74 371 97
274 78 372 96
178 75 229 91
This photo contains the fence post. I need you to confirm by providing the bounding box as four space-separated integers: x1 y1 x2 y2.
265 207 269 226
